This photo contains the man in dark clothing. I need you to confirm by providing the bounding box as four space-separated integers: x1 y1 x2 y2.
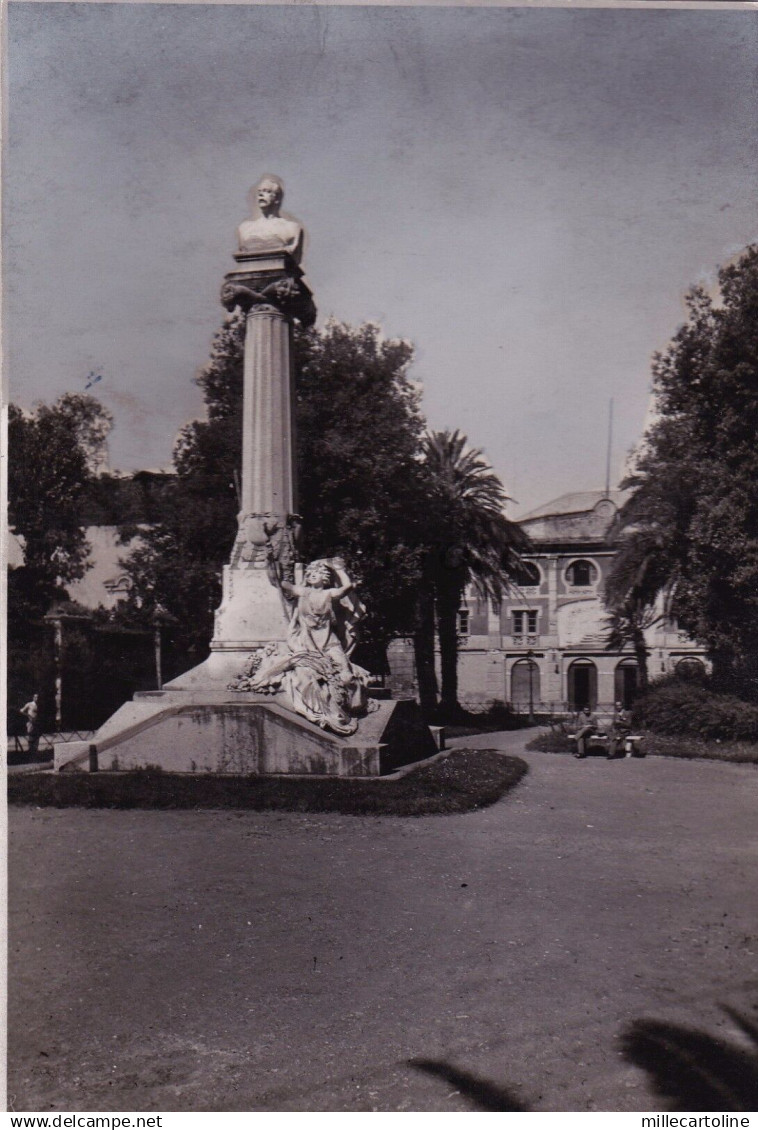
609 700 632 759
574 706 596 758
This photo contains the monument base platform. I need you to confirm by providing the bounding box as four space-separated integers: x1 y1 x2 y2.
53 691 440 778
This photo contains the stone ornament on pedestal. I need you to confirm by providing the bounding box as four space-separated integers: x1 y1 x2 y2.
237 174 304 263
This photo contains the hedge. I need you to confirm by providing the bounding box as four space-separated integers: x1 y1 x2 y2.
632 678 758 742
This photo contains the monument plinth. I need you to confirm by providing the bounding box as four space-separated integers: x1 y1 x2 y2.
54 178 438 776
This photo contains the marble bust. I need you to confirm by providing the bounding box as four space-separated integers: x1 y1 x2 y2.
237 175 304 263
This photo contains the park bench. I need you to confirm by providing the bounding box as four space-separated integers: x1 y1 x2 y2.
566 719 645 758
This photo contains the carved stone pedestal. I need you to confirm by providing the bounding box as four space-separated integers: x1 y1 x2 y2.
53 694 441 777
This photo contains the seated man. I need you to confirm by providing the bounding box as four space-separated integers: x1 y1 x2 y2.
574 705 597 759
609 700 632 759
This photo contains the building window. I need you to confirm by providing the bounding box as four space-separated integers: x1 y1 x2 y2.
457 609 470 636
512 609 538 642
512 561 541 588
566 559 597 587
515 610 537 635
104 575 132 595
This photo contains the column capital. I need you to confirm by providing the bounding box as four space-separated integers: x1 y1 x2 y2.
221 250 316 327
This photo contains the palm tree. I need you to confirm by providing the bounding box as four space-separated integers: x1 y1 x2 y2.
603 524 676 692
419 429 530 719
603 597 658 692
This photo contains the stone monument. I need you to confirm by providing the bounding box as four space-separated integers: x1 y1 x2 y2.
171 174 316 686
54 179 438 776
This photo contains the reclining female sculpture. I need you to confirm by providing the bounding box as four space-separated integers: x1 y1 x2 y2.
229 558 374 736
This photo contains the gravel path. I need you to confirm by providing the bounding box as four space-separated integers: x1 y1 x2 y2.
8 735 758 1112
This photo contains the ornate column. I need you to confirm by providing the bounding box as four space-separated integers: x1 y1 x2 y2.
209 250 315 653
242 306 296 519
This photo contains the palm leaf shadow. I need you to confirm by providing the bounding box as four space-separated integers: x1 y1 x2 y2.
621 1009 758 1112
410 1007 758 1111
409 1058 528 1111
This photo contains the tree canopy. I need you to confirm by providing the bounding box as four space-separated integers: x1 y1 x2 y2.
8 395 111 624
120 317 433 665
294 320 431 654
608 244 758 694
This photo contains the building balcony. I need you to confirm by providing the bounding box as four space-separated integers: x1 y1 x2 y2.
512 635 539 647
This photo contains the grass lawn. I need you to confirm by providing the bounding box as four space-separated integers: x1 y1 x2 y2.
8 748 528 816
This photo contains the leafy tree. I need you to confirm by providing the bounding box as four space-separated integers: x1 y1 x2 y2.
420 429 530 718
294 320 431 661
78 471 176 526
50 393 113 474
7 394 111 726
610 244 758 695
8 396 111 624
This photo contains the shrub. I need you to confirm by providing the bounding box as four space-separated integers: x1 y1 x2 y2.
632 677 758 742
525 730 575 754
641 732 758 764
8 750 528 817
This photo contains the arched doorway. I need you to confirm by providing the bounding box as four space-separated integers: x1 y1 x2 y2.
614 659 639 709
511 658 541 709
568 659 597 711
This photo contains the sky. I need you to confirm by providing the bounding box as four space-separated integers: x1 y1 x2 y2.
4 2 758 516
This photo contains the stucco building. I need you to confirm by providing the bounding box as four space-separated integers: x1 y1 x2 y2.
389 490 707 712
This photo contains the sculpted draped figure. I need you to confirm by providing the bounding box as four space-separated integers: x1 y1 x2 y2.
237 175 304 263
229 559 375 736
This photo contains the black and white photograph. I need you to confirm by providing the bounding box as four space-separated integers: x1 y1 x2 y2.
5 0 758 1116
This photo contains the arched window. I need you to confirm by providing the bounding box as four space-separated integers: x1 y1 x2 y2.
512 561 541 588
676 657 706 681
566 559 597 587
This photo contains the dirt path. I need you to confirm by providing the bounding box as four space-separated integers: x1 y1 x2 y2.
8 737 758 1112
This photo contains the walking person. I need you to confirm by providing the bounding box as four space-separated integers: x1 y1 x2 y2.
19 693 40 758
